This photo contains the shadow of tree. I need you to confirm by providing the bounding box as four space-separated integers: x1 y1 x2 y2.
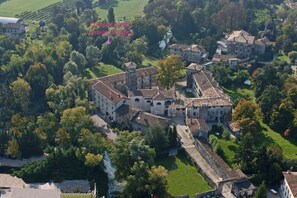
98 0 119 10
228 145 238 152
0 0 8 4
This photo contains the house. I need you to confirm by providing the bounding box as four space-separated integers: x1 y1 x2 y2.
231 179 256 197
215 30 269 60
0 17 26 40
280 171 297 198
115 104 171 131
0 188 61 198
186 118 210 139
0 174 27 189
169 44 208 63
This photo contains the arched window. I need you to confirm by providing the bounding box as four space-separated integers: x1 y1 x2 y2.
157 102 161 105
135 98 140 102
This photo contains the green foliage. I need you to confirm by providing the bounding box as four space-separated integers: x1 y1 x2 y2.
145 125 169 153
107 7 115 23
111 131 156 180
156 55 184 89
255 181 267 198
11 78 31 113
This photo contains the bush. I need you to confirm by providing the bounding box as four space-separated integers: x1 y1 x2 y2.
222 129 231 140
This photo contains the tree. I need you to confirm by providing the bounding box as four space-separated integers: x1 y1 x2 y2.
69 50 87 73
172 8 196 40
60 106 93 144
86 45 101 67
123 162 168 198
254 9 272 35
232 99 259 121
55 128 71 147
145 125 169 153
11 78 31 112
289 51 297 62
234 133 256 173
65 18 79 34
167 125 178 147
25 62 49 98
84 153 103 167
255 181 267 198
156 55 184 89
111 131 156 180
107 7 115 23
6 139 21 159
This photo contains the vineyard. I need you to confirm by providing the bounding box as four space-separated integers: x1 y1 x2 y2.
15 0 79 22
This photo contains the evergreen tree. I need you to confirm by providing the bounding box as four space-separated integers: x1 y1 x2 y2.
255 181 267 198
107 7 115 23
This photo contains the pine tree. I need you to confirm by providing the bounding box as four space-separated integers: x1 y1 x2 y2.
255 181 267 198
107 8 115 23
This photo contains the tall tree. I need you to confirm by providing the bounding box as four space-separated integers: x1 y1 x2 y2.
86 45 101 67
156 55 184 89
145 125 169 153
11 78 31 112
255 181 267 198
107 7 115 23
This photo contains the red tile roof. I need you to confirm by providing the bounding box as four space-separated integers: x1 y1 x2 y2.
283 172 297 197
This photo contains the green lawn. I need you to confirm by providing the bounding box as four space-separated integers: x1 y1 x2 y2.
61 194 92 198
275 51 291 64
84 63 123 79
156 151 212 197
95 0 148 19
0 0 61 17
224 86 297 159
141 55 159 68
258 119 297 159
223 86 255 103
218 138 238 168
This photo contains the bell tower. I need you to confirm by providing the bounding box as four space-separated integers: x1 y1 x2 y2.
125 62 137 90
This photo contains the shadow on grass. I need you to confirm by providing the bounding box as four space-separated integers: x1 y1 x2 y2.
228 145 238 153
0 0 8 4
155 155 178 171
98 0 119 10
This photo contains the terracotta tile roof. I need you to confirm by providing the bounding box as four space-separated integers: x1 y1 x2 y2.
132 111 171 129
283 172 297 197
92 81 126 105
227 30 255 44
115 104 140 120
170 44 205 53
193 70 221 98
185 97 232 107
128 88 175 100
186 118 210 133
0 174 27 188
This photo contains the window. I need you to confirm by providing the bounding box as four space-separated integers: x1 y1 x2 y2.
146 100 151 103
157 102 161 105
135 98 140 102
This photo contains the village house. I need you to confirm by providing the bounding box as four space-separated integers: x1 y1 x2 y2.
169 44 208 63
280 171 297 198
214 30 271 63
0 17 26 40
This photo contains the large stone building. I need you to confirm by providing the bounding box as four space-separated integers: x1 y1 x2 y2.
169 44 208 63
214 30 270 61
90 62 232 135
280 171 297 198
0 17 26 40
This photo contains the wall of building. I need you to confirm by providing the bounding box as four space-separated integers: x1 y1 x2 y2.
280 179 295 198
151 100 165 115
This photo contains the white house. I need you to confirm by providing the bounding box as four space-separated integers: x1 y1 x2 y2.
0 17 26 40
169 44 208 63
280 171 297 198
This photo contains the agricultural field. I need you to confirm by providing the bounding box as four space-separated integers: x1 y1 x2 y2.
0 0 60 17
156 150 212 197
95 0 148 19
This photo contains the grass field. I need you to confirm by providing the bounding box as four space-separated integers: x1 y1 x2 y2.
95 0 148 19
224 86 297 159
142 55 159 68
84 63 123 79
156 150 212 197
218 138 238 168
0 0 60 17
61 194 92 198
275 51 291 63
